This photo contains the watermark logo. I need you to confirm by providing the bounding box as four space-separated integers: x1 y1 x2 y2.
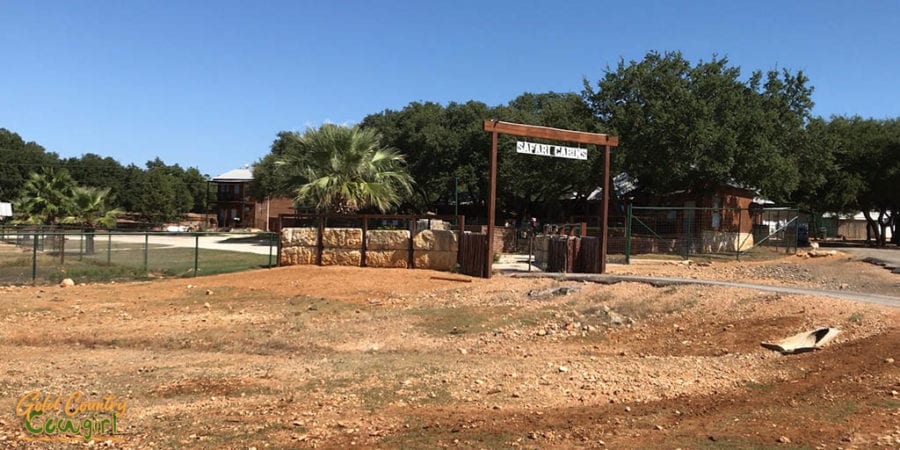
15 390 127 442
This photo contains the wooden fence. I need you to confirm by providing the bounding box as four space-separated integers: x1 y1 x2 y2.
458 233 488 277
546 236 600 273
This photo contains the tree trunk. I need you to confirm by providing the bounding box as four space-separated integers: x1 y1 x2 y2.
862 210 881 246
84 226 96 255
891 211 898 245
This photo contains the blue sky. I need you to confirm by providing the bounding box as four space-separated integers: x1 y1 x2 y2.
2 0 899 178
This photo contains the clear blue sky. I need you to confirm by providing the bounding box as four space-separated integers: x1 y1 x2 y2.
2 0 898 178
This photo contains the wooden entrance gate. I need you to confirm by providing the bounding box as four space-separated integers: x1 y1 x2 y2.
458 233 488 277
482 120 618 277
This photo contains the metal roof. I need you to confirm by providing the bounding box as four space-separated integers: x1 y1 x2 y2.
212 168 253 182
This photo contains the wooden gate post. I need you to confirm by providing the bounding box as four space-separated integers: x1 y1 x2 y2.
600 144 610 274
485 130 498 278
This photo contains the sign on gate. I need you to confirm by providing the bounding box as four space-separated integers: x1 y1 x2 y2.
516 141 588 160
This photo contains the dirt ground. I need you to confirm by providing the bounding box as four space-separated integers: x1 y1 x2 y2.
0 252 898 449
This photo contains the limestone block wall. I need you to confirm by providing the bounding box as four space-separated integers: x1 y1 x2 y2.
320 228 362 266
280 228 318 265
413 229 458 271
279 227 458 272
366 230 410 268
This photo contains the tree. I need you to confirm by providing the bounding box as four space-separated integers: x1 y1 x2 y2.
362 101 493 212
493 92 606 220
136 167 183 223
362 95 609 221
61 186 123 254
181 167 210 213
118 164 146 213
251 131 310 200
814 117 900 246
0 129 61 201
13 168 76 225
283 124 414 213
62 153 128 204
62 186 123 230
582 51 813 202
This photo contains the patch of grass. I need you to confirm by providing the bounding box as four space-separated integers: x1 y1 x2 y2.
379 417 518 449
1 246 274 285
848 311 864 324
745 381 774 392
683 435 807 449
870 399 900 409
817 400 859 423
412 305 516 336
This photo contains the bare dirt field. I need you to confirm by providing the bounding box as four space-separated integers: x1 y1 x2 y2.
0 252 898 449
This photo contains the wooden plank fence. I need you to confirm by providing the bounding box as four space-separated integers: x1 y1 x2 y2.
547 236 601 274
458 233 488 277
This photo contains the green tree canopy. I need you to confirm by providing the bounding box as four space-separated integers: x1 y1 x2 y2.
582 51 814 202
361 100 491 211
13 168 77 225
62 153 128 201
811 116 900 245
0 128 61 201
62 186 123 230
361 94 605 220
280 124 414 213
250 131 309 200
136 166 185 223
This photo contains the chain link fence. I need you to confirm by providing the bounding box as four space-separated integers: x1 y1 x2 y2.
603 206 800 262
0 227 277 285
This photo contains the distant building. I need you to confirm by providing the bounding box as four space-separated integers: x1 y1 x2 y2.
209 167 294 231
820 211 894 241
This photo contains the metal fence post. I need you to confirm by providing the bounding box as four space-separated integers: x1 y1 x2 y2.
143 233 149 274
267 232 274 268
107 232 112 264
737 208 743 261
193 234 200 277
625 204 632 264
32 233 38 284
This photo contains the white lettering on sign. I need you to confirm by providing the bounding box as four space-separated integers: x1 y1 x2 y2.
515 141 588 160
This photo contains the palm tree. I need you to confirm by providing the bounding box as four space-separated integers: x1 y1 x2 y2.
284 124 414 213
14 168 77 225
62 186 123 254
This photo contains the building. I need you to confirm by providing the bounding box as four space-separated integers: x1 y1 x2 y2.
209 167 295 231
820 211 894 241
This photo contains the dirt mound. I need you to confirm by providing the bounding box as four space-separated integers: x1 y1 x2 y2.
0 260 897 448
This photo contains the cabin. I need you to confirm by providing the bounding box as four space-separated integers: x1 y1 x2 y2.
209 168 294 231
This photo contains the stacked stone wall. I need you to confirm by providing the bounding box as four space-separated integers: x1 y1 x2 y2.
279 227 458 272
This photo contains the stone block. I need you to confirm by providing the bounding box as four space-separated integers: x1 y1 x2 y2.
413 230 458 252
366 230 410 251
320 249 361 266
413 250 457 271
281 227 318 247
365 250 408 268
322 228 363 249
279 246 317 265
